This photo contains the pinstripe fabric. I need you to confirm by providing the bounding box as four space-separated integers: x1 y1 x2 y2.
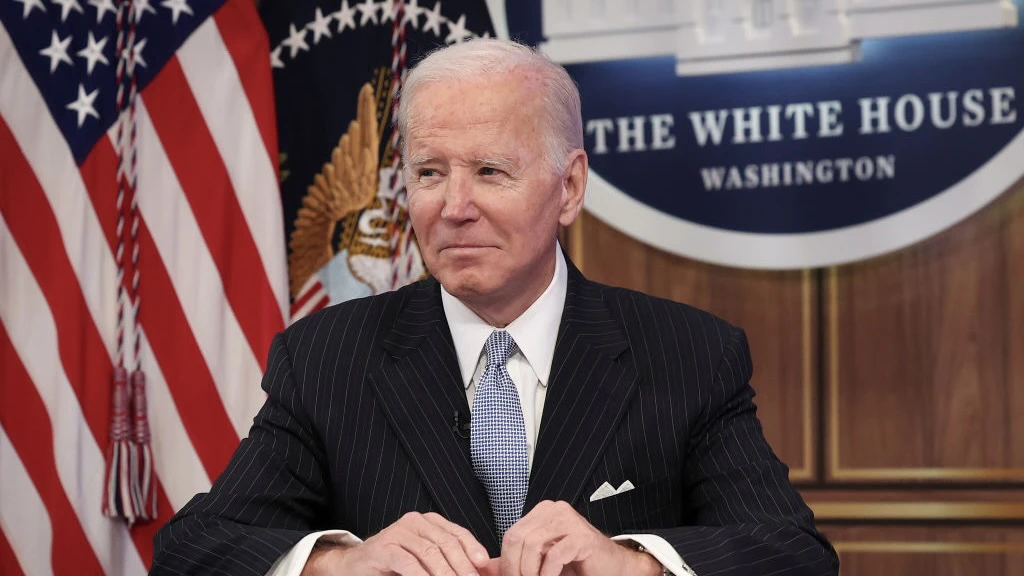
152 260 838 576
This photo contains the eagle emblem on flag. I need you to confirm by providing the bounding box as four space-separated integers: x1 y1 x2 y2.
287 82 424 304
261 0 495 322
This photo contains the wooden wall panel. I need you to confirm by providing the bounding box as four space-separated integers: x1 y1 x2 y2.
823 526 1024 576
826 183 1024 482
571 212 817 482
571 177 1024 572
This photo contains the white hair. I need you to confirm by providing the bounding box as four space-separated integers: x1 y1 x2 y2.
396 38 583 174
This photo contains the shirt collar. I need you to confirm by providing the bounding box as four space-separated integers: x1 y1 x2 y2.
441 244 568 389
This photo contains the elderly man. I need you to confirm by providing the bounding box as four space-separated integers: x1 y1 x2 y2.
153 39 838 576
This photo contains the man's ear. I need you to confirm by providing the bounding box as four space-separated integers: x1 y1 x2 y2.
558 149 588 228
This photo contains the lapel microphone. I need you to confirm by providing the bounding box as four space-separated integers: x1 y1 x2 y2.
452 410 471 439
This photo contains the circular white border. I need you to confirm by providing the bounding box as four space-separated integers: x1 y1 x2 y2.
584 126 1024 269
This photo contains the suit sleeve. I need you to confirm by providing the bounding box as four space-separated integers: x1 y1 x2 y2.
646 326 839 576
152 333 332 576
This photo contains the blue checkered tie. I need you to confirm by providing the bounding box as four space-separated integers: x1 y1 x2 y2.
470 330 529 541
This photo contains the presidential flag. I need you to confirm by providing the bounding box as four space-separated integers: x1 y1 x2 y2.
258 0 495 320
0 0 285 573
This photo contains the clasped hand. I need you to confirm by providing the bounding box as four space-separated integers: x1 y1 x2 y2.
304 500 659 576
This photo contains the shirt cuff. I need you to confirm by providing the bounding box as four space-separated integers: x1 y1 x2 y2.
264 530 363 576
613 534 697 576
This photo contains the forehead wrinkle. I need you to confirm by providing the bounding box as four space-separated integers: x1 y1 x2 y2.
406 123 523 165
405 153 435 166
474 155 517 171
409 81 529 131
404 77 545 168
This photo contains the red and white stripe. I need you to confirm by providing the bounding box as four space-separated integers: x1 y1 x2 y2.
0 0 284 572
290 275 331 322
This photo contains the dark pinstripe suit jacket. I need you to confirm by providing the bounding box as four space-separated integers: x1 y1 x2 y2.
153 262 838 575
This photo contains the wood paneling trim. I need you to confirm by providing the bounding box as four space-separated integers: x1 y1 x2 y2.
805 488 1024 521
835 542 1024 554
801 488 1024 503
812 502 1024 521
794 268 815 483
827 527 1024 575
826 267 1024 482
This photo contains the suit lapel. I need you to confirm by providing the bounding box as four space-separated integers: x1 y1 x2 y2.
368 280 501 555
526 264 639 512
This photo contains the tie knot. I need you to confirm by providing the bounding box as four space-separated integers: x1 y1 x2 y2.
484 330 518 369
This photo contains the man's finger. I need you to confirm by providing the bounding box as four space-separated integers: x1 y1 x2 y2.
422 512 490 567
539 535 584 576
478 558 501 576
501 500 555 576
382 543 432 576
500 523 525 576
519 528 563 576
417 523 482 576
399 533 463 576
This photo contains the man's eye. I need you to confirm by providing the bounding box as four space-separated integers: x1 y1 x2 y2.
479 167 502 177
418 168 438 178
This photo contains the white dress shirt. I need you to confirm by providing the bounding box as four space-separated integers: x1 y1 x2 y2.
442 241 567 473
267 246 693 576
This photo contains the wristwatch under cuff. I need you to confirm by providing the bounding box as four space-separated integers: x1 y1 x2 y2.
633 543 675 576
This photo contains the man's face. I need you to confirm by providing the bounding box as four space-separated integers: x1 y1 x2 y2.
404 72 582 311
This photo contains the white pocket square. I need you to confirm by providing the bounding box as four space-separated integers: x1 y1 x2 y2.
589 480 635 502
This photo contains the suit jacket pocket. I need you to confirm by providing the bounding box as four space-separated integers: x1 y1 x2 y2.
579 473 679 535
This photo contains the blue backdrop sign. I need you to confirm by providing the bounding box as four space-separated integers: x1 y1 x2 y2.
499 0 1024 268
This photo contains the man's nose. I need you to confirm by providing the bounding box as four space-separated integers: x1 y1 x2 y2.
440 170 480 222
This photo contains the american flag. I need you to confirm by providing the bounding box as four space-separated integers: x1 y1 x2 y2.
0 0 286 573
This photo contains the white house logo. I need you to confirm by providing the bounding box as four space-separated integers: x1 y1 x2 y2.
503 0 1024 268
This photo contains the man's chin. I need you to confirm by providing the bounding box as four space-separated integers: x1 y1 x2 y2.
437 274 498 303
